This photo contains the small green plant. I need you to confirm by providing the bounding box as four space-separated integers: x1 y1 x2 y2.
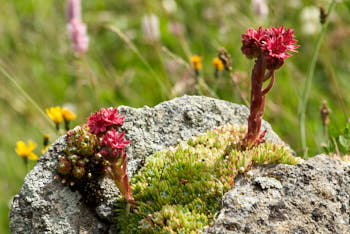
323 123 350 162
115 124 301 233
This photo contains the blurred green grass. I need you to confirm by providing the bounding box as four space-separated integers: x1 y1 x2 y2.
1 0 350 232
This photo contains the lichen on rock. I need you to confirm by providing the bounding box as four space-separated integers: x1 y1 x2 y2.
114 124 300 233
204 154 350 233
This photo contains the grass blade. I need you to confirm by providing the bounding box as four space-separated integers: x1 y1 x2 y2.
107 25 168 99
298 0 336 158
0 65 55 129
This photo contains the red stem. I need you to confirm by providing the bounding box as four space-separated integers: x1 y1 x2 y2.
262 71 275 95
110 150 134 204
245 55 268 147
264 70 273 81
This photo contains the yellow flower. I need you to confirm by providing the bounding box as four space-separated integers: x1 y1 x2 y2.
46 107 63 124
213 57 224 71
15 140 39 160
190 55 202 70
62 108 76 121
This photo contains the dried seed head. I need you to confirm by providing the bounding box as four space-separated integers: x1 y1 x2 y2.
218 48 232 72
320 5 327 25
320 100 331 126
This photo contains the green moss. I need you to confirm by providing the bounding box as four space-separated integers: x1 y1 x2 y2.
115 124 301 233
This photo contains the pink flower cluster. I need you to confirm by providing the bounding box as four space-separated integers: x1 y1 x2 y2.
67 0 89 56
241 26 299 70
87 107 133 204
88 108 124 135
88 107 129 162
99 130 130 158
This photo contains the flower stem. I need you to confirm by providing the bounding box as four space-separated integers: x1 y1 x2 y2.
23 157 28 173
298 0 336 158
64 120 70 131
246 55 267 147
110 151 135 212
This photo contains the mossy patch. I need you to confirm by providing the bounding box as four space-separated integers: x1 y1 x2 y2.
115 124 301 233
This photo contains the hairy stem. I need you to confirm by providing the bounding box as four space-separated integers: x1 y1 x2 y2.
246 55 267 146
110 151 134 205
262 72 275 95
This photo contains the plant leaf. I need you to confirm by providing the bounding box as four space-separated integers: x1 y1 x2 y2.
338 135 349 151
344 1 350 14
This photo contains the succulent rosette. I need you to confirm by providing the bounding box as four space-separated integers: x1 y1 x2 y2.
241 26 299 70
88 107 124 135
99 129 130 160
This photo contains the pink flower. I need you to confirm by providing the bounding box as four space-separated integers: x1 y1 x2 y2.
68 20 89 56
252 0 269 19
67 0 89 56
241 27 267 59
142 14 160 42
266 26 299 59
241 26 299 70
88 108 124 135
67 0 82 22
99 129 130 158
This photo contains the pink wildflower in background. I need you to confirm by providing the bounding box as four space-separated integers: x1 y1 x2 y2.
88 107 124 135
251 0 269 19
67 0 82 21
67 0 89 56
142 14 160 43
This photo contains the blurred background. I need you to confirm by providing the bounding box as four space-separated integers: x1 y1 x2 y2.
1 0 350 232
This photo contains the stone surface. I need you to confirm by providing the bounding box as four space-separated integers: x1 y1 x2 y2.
9 95 287 233
204 154 350 234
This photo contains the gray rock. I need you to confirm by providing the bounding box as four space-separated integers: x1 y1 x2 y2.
204 154 350 234
253 176 283 190
9 95 286 233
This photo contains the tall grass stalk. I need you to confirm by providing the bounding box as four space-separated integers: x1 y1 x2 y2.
230 72 249 106
320 55 349 120
107 25 168 99
80 56 100 107
0 65 55 129
298 0 336 158
161 46 191 69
